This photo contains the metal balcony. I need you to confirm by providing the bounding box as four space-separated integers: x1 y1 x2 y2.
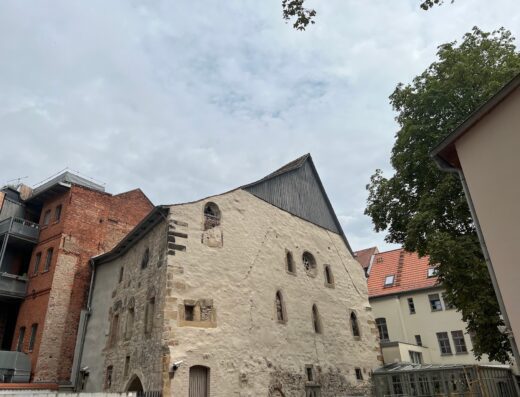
0 273 27 299
0 217 39 243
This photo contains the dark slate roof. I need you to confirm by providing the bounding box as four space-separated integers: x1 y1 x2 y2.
242 154 354 255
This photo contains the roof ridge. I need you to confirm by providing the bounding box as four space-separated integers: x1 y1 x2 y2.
241 153 310 188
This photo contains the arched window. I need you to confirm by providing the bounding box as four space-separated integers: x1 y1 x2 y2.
302 251 317 276
286 251 295 274
141 248 150 269
275 291 286 323
204 202 221 230
312 304 322 334
324 265 334 286
375 318 389 342
350 311 360 338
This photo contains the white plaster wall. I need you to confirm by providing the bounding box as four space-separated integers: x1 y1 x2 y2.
371 288 493 365
165 189 380 397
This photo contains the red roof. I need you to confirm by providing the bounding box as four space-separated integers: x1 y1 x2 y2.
367 248 439 298
354 246 378 270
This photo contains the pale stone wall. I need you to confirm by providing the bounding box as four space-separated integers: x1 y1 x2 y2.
81 220 168 392
165 189 380 397
371 288 493 365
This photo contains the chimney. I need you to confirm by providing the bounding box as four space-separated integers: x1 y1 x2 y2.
17 184 33 200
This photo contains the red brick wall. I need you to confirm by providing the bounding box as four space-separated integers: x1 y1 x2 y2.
12 185 153 383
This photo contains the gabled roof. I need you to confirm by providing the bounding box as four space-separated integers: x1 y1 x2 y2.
431 73 520 169
354 246 378 270
242 154 354 255
367 248 438 298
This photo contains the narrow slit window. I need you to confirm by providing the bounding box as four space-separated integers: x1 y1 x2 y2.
312 304 322 334
355 368 363 380
28 324 37 351
33 252 41 275
16 327 25 352
407 297 416 314
286 251 295 273
185 304 195 321
44 248 53 272
350 311 360 338
275 291 286 323
324 265 334 286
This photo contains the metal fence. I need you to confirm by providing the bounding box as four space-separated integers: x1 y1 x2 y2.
373 363 518 397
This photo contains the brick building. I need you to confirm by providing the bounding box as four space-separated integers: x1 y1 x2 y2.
0 172 153 386
79 155 381 396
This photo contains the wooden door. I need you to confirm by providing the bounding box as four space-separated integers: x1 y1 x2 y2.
189 366 209 397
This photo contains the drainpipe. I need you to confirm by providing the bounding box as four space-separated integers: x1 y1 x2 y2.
70 258 96 390
434 158 520 375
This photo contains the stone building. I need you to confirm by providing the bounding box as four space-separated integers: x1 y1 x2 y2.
0 172 153 386
78 154 381 396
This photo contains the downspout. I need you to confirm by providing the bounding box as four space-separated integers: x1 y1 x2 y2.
434 157 520 374
70 258 96 390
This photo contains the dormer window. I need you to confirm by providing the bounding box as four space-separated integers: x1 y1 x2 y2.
203 202 221 230
427 267 437 278
384 275 395 286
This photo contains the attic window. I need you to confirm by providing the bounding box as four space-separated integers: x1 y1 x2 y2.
384 275 395 286
204 202 221 230
427 267 437 278
376 257 383 263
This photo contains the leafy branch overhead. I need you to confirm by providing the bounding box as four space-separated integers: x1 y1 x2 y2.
365 27 520 363
282 0 451 30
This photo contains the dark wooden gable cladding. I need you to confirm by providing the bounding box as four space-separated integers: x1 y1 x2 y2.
242 155 354 254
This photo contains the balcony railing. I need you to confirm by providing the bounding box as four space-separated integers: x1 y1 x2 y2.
0 217 40 242
0 273 27 299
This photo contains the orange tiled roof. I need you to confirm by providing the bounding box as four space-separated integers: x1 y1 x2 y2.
367 248 438 298
354 246 378 270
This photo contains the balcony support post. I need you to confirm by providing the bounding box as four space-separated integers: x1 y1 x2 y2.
0 231 9 273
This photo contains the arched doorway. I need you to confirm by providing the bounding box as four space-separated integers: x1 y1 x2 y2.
126 375 144 392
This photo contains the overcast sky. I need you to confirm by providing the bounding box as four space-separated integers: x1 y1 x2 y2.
1 0 519 252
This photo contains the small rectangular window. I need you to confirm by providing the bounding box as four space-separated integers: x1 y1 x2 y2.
306 366 313 381
42 210 51 225
452 330 468 354
384 275 395 286
185 304 195 321
355 368 363 380
29 324 38 351
124 356 130 377
407 298 416 314
409 351 423 364
436 332 452 355
442 293 455 310
415 334 422 346
118 266 124 283
429 294 443 311
44 248 53 272
33 252 41 275
427 267 437 278
54 205 62 222
16 327 25 352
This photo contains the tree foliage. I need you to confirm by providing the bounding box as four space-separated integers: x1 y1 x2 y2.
283 0 452 30
365 27 520 363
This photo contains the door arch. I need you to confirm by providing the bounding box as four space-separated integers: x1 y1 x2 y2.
126 374 144 392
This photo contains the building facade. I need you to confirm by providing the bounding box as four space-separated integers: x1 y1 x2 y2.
79 155 381 396
432 73 520 371
0 172 153 385
358 248 496 366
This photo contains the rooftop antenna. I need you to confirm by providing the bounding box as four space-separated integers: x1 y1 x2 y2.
5 176 28 186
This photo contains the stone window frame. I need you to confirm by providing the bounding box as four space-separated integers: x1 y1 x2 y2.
125 298 135 340
285 250 296 275
275 290 287 324
355 368 364 381
312 304 322 334
104 365 113 390
323 265 334 288
179 299 217 328
350 310 361 340
144 290 156 336
302 251 317 277
203 202 221 230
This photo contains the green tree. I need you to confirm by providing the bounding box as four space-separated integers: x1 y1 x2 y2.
365 27 520 363
283 0 451 30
